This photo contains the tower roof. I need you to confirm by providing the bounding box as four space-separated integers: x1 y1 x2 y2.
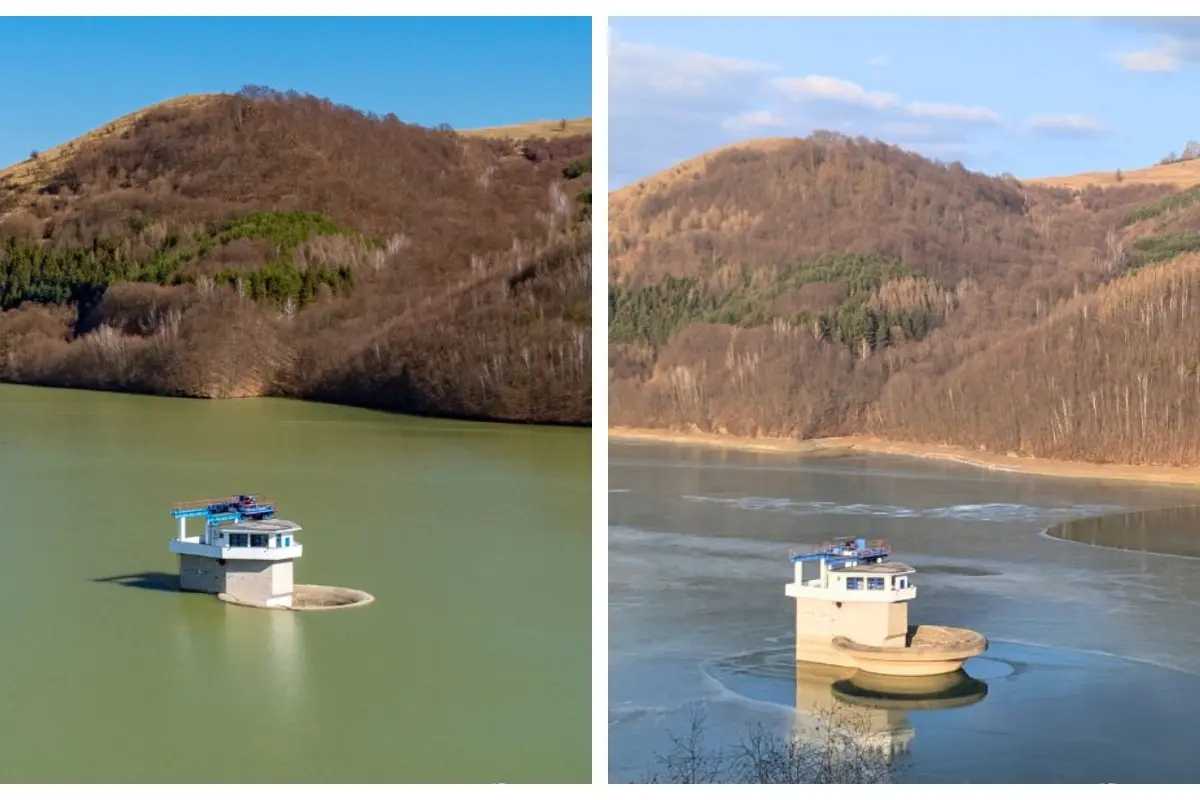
828 561 913 575
218 519 301 535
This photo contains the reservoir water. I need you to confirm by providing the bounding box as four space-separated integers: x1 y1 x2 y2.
0 384 590 783
609 441 1200 783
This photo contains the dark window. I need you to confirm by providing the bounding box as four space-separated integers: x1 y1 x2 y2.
228 533 249 548
867 577 885 590
250 534 269 548
845 577 863 590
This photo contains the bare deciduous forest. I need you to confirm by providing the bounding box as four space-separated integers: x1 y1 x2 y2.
0 87 591 424
609 135 1200 465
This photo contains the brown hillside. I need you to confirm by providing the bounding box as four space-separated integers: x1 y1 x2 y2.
0 94 220 198
609 134 1200 465
0 87 593 424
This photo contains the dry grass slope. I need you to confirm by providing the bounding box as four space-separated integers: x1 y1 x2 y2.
1028 159 1200 190
0 94 219 195
459 117 591 140
611 137 794 206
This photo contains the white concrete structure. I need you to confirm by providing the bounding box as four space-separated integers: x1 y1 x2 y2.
785 538 986 675
786 541 915 667
170 497 303 608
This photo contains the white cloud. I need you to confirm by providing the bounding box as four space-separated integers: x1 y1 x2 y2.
906 102 1003 125
1027 113 1106 138
608 36 777 188
880 121 936 138
868 54 890 69
608 31 1009 187
610 38 771 115
773 75 900 110
722 110 785 131
1113 22 1200 73
1118 48 1181 72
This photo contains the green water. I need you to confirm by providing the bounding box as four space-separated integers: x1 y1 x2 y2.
0 384 590 783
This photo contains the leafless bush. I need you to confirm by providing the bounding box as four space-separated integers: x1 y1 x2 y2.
642 704 897 784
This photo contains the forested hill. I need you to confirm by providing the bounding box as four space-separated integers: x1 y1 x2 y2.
609 133 1200 466
0 87 592 425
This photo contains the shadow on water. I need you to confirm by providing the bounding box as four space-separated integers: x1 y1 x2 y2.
831 670 989 711
1046 505 1200 558
93 572 180 592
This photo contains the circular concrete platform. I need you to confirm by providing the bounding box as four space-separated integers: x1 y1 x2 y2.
831 625 988 676
219 584 375 611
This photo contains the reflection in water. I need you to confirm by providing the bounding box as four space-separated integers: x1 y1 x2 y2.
221 605 306 722
791 662 912 757
1048 505 1200 557
706 647 987 763
831 670 989 710
795 663 986 760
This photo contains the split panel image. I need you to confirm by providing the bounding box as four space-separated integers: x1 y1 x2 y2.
0 16 591 784
608 16 1200 784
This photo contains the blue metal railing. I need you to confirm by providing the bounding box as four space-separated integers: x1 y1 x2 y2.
789 538 891 565
172 496 276 523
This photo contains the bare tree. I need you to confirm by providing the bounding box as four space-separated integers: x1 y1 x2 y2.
641 703 897 784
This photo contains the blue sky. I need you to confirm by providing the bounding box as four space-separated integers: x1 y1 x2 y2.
0 17 591 169
610 18 1200 188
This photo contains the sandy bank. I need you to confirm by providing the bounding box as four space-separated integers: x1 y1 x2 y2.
609 427 1200 488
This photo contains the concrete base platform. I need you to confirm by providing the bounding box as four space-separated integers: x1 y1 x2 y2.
219 583 375 612
830 625 988 676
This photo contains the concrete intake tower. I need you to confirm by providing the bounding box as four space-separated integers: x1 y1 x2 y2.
169 494 303 608
785 538 987 676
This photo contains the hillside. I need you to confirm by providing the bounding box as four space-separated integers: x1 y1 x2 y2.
1028 159 1200 191
609 134 1200 465
0 87 592 424
459 117 591 140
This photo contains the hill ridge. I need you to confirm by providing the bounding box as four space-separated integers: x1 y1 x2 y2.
0 87 592 425
608 132 1200 465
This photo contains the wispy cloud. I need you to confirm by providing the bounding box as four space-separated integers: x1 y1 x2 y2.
722 110 786 131
609 37 772 117
773 75 900 110
868 54 890 69
1113 20 1200 73
1027 113 1105 138
1118 47 1181 72
609 31 1007 186
907 101 1003 125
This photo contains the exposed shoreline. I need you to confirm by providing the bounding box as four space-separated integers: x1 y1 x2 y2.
0 379 589 428
609 427 1200 489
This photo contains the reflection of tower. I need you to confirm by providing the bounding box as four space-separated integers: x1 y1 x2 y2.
792 663 989 763
792 663 914 761
221 602 307 722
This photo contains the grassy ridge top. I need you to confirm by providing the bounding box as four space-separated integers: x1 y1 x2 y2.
458 117 591 140
0 94 220 194
1026 159 1200 191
